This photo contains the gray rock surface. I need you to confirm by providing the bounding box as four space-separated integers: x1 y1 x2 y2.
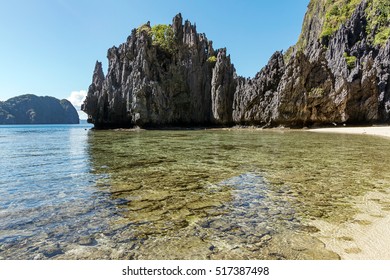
232 51 285 126
211 48 236 124
82 14 235 128
83 3 390 128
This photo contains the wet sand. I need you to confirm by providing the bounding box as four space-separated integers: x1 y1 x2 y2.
310 126 390 259
311 191 390 260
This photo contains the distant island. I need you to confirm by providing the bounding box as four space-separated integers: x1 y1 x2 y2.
82 0 390 129
0 94 79 124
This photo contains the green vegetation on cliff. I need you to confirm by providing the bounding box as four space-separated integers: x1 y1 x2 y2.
320 0 361 41
137 23 175 53
294 0 359 51
343 52 357 69
150 24 175 53
207 55 217 63
320 0 390 45
295 0 327 51
137 23 151 34
292 0 389 56
283 46 295 64
366 0 390 46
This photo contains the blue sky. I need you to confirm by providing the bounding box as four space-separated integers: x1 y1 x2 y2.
0 0 309 118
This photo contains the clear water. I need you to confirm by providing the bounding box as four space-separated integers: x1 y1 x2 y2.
1 125 390 259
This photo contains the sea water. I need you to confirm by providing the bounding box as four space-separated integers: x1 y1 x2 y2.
1 125 390 259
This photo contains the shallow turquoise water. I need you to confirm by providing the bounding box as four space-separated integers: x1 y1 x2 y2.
1 125 390 259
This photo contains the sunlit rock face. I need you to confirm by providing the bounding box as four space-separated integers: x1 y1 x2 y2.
234 0 390 127
82 14 235 128
83 1 390 128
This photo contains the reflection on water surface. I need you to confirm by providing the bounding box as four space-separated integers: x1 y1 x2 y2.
2 127 390 259
83 129 390 259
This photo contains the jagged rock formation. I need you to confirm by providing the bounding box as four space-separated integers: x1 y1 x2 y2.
232 52 285 125
83 0 390 128
82 14 235 128
0 94 79 124
271 0 390 126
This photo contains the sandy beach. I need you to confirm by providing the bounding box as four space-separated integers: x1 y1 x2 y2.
309 126 390 139
310 126 390 259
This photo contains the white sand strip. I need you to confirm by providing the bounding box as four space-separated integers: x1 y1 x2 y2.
309 126 390 138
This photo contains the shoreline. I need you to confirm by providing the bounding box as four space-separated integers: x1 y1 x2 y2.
310 125 390 259
309 125 390 139
311 191 390 260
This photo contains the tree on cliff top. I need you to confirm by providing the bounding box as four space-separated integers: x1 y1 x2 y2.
137 23 175 53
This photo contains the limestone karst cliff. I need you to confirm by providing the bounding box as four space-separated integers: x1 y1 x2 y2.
82 14 235 128
0 94 79 124
82 0 390 128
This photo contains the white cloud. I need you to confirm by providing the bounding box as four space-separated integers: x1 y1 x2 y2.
67 90 87 107
67 90 88 120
